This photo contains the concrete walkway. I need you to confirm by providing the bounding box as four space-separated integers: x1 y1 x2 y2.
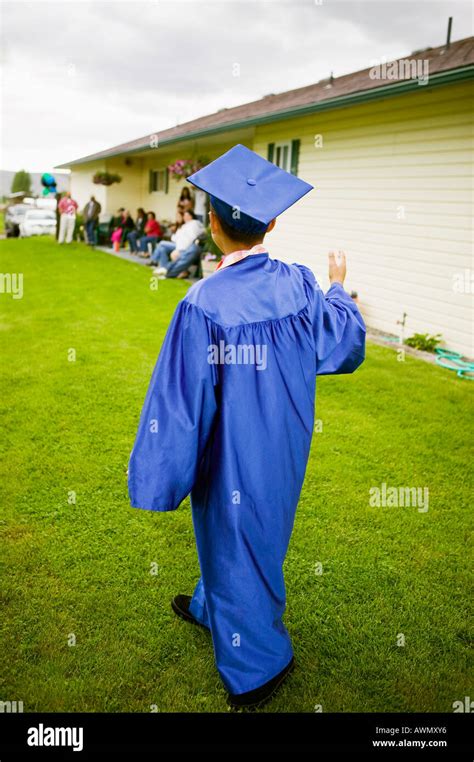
94 245 148 266
93 244 217 278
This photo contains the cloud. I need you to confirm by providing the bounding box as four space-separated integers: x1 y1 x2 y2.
1 0 472 170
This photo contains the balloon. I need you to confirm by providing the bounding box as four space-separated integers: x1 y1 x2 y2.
41 173 57 194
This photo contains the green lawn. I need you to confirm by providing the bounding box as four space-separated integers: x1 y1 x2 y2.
0 237 472 713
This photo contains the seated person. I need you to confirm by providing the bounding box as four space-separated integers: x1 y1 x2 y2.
127 208 147 252
120 210 135 245
109 208 134 249
151 210 204 278
109 207 125 244
111 225 123 252
138 212 162 255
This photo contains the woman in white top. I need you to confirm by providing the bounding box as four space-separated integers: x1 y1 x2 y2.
151 210 204 278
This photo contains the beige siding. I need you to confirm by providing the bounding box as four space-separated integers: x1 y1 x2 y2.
253 81 474 357
70 163 107 211
104 157 145 216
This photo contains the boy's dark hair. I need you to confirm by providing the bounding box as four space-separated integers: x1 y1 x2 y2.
211 205 265 247
147 211 156 219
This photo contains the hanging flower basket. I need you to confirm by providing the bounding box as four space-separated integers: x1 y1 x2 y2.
168 156 210 180
93 171 122 186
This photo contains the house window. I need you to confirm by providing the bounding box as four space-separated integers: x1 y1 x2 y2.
267 139 300 176
149 168 169 193
274 142 291 171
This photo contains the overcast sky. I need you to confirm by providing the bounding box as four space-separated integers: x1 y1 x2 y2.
0 0 472 173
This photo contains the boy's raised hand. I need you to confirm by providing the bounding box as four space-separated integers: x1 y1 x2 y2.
328 250 347 285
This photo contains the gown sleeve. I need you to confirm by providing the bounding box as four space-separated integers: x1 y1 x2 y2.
298 264 366 376
128 299 217 511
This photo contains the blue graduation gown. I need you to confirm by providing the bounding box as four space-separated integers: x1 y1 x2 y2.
128 252 365 695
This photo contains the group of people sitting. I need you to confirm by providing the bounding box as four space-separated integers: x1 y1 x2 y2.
108 186 206 279
109 208 160 253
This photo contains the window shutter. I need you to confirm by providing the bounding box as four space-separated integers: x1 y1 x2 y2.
148 170 153 194
290 139 300 176
267 143 275 163
164 169 169 194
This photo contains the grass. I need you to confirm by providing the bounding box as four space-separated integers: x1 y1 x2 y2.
0 237 472 713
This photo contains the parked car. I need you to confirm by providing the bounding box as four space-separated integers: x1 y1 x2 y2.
19 209 57 237
5 204 29 237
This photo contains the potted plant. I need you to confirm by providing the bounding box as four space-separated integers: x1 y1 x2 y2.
168 156 210 180
92 172 122 186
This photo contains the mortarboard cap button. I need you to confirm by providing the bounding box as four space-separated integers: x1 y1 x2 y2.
247 178 256 186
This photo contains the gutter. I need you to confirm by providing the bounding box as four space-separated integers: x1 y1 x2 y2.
56 65 474 169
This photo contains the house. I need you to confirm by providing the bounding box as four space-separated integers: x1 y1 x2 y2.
57 37 474 356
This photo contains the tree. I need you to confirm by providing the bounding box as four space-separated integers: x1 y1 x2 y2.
11 170 32 194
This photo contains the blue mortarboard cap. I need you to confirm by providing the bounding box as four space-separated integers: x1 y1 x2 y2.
187 144 313 234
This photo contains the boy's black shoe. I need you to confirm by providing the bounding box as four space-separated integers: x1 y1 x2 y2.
171 595 208 628
227 657 295 710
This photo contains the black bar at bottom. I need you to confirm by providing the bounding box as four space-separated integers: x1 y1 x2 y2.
0 712 472 758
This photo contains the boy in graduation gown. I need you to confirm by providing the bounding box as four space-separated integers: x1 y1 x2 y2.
128 144 366 709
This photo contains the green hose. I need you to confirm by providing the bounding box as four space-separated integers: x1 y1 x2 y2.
435 348 462 359
435 348 474 377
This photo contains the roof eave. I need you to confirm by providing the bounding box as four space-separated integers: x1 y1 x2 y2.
56 64 474 169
